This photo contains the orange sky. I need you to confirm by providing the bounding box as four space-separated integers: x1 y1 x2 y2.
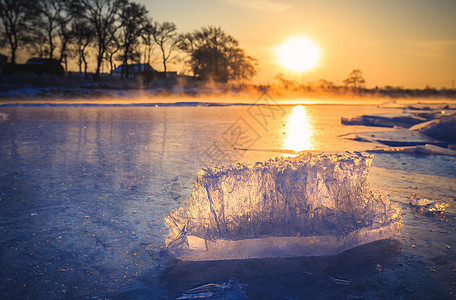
142 0 456 89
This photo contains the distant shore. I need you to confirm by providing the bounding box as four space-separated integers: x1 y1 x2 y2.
1 94 456 108
1 73 455 103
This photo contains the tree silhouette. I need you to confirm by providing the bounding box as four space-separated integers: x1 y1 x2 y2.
118 1 149 77
1 1 258 82
27 24 47 58
317 79 335 90
71 20 93 76
0 0 39 63
140 25 154 68
54 0 72 67
152 21 178 73
36 0 60 59
75 0 123 78
178 26 257 82
104 30 120 75
26 0 72 66
343 69 366 89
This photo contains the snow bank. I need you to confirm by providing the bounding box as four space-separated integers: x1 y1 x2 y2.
164 152 403 261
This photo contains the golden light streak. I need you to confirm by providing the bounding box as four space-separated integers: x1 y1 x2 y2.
283 105 313 151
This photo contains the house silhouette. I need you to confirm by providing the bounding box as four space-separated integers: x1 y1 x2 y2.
112 63 158 77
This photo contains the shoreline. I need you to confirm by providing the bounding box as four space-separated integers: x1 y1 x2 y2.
1 94 456 107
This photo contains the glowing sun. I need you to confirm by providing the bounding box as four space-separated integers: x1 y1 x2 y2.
276 36 321 72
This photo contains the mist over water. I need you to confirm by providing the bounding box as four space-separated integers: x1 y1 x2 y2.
0 103 455 298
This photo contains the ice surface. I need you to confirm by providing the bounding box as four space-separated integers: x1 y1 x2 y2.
165 152 403 261
1 105 454 298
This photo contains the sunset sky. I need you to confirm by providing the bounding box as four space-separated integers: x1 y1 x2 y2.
142 0 456 89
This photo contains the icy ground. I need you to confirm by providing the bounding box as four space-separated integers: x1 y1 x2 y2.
0 104 455 298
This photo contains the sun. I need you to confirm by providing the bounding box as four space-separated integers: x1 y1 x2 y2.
276 36 321 73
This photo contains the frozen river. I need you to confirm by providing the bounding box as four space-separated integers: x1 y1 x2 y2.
0 102 455 298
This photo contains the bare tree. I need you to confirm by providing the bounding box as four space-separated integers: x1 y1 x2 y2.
27 26 48 58
33 0 72 66
36 0 59 59
55 0 73 66
152 21 178 73
105 33 120 75
75 0 123 78
0 0 39 63
343 69 366 89
141 23 154 67
117 1 148 77
71 20 93 76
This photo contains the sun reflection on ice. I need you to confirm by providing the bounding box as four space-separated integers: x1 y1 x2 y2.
283 105 313 151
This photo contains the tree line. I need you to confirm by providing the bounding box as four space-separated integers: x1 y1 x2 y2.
0 0 257 82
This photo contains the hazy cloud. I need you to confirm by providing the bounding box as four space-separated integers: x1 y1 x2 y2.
404 39 456 58
226 0 292 12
